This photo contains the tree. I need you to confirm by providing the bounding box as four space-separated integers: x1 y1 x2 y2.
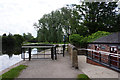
2 33 16 56
2 33 24 56
82 2 118 34
23 33 34 42
34 10 64 43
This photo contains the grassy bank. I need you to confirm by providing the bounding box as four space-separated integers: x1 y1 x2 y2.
77 74 90 80
0 65 27 80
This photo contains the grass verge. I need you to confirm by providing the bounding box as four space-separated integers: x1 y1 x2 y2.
0 65 27 80
77 74 90 80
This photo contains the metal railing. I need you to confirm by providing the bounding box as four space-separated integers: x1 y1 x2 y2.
87 51 120 72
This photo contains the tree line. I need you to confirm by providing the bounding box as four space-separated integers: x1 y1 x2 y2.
2 33 35 57
34 2 120 43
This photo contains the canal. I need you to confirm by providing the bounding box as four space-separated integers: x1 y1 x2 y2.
0 48 37 72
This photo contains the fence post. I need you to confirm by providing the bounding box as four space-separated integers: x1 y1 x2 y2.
29 48 31 61
73 48 78 69
99 52 101 62
63 45 65 57
51 47 54 60
108 54 111 66
55 46 57 60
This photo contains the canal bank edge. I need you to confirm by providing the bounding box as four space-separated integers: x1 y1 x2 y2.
0 60 26 75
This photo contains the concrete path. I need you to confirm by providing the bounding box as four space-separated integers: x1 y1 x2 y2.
18 53 83 78
78 55 119 78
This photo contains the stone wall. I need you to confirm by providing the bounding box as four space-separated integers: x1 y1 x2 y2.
68 44 78 69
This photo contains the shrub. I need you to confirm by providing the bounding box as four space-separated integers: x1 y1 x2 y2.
69 31 110 48
69 34 83 46
87 31 110 42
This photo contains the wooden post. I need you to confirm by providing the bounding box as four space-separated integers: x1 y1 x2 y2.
73 48 78 69
63 45 65 57
55 46 57 60
108 54 111 66
29 48 31 61
51 47 54 60
99 52 101 62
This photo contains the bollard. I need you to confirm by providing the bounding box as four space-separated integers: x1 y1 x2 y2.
51 47 54 60
55 46 57 60
73 48 78 69
29 48 31 61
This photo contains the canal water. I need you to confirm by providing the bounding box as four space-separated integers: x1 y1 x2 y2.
0 48 37 72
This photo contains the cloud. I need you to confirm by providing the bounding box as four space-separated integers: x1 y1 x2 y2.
0 0 79 37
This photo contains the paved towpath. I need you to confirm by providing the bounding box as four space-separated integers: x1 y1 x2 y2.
78 55 119 78
18 53 83 78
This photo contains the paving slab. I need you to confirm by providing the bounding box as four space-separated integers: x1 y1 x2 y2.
78 55 119 78
18 53 83 78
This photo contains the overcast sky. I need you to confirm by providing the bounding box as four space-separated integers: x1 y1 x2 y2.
0 0 80 37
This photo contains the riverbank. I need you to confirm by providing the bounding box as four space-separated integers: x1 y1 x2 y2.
0 48 37 73
0 60 26 75
1 65 27 80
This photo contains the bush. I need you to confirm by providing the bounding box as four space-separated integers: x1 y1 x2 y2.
69 31 110 48
69 34 83 46
87 31 110 42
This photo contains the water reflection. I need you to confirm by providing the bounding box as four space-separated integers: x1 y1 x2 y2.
0 48 37 72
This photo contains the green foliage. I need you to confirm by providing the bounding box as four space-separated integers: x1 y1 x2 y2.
69 34 83 46
1 65 27 80
2 33 25 56
23 33 34 42
77 74 90 80
34 10 64 43
87 31 110 42
34 2 119 43
2 33 16 56
69 31 110 47
82 2 118 33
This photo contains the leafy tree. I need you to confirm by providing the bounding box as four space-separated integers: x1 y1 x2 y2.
2 33 16 56
3 33 7 36
82 2 118 34
23 33 34 42
34 2 119 44
2 33 24 57
13 34 24 54
34 10 64 43
69 31 110 47
69 34 83 47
